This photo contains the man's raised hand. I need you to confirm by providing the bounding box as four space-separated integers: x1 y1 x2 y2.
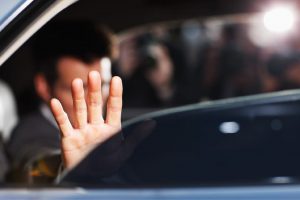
50 71 122 170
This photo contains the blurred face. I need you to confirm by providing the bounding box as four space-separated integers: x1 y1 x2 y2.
146 44 173 88
51 56 111 125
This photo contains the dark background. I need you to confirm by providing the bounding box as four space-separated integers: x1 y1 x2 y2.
57 0 300 32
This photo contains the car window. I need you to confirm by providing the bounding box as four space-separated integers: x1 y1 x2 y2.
2 0 300 192
63 89 300 185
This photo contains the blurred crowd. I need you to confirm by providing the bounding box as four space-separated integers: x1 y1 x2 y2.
114 21 300 110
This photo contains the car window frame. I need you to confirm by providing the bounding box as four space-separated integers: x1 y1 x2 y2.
0 0 78 66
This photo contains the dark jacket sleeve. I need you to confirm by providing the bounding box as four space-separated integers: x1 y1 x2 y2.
6 112 61 183
0 136 8 182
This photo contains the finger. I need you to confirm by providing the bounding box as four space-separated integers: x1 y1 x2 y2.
87 71 104 124
106 76 123 127
50 98 73 137
72 78 87 128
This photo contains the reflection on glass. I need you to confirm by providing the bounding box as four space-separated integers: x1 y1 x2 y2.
0 0 32 32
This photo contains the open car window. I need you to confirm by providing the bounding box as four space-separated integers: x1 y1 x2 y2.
3 2 300 199
116 10 300 120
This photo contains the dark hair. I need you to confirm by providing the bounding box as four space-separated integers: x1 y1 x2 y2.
33 20 114 87
222 24 240 41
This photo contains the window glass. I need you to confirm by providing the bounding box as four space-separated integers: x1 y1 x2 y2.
0 0 32 32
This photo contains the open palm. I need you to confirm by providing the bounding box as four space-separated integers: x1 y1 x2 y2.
50 71 122 170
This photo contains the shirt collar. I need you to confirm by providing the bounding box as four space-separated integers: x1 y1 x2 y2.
39 103 58 129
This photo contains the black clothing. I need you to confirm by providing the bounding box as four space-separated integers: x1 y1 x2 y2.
7 111 60 170
0 137 8 182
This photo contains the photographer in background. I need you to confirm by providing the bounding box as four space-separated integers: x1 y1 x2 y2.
116 36 175 108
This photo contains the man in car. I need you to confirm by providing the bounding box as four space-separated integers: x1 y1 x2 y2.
6 21 123 181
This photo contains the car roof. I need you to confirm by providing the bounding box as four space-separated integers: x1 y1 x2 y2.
0 0 292 66
56 0 272 32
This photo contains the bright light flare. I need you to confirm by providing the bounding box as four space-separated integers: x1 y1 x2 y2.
219 122 240 134
263 6 296 33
